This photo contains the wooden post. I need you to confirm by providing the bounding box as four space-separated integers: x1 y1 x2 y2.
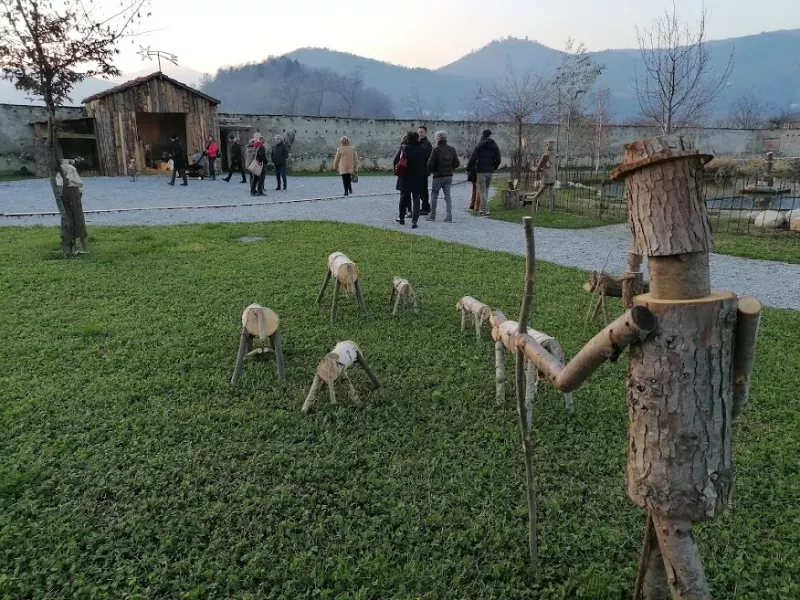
316 269 332 304
302 341 379 413
610 134 763 600
331 279 341 324
231 304 284 383
495 340 506 404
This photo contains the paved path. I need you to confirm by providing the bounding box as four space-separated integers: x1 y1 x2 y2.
2 175 798 310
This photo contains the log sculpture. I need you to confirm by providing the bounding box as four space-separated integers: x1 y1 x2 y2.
490 310 574 412
583 251 649 325
55 161 89 255
563 134 765 600
316 252 367 323
456 296 492 341
389 277 419 315
302 341 381 414
231 304 285 384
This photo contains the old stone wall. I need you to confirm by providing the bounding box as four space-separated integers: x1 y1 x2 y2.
0 104 84 172
4 103 800 174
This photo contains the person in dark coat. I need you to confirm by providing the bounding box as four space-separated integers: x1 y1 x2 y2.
271 135 289 190
223 135 247 183
393 131 428 228
417 125 433 214
168 134 188 186
466 129 502 216
426 130 460 222
250 137 268 196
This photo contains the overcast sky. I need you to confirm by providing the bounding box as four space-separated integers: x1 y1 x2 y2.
116 0 799 75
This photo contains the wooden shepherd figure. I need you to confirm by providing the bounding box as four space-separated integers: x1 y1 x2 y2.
515 135 761 598
316 252 368 323
231 304 286 384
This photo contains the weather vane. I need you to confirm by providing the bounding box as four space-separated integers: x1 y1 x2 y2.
137 46 179 73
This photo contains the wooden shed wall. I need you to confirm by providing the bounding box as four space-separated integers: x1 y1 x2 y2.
84 77 218 176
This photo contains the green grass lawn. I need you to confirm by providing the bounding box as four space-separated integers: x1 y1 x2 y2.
1 222 798 599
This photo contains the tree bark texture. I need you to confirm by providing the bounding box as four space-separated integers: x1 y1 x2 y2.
623 251 645 310
627 291 737 522
614 136 714 257
651 514 711 600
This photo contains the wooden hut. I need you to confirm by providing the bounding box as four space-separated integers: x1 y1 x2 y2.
83 72 220 176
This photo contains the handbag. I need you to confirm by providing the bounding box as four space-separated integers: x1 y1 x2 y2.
248 159 263 176
394 150 407 176
351 173 358 183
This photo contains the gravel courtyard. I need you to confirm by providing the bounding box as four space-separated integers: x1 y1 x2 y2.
2 174 798 310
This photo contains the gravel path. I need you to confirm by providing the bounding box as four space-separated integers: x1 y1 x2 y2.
2 175 798 310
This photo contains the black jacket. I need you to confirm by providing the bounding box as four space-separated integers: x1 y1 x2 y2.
394 140 428 194
420 137 433 174
230 141 243 162
467 137 501 173
427 142 460 178
255 145 267 165
271 142 289 166
169 139 185 169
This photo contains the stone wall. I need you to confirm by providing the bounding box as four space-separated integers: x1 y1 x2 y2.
0 104 84 172
4 102 800 174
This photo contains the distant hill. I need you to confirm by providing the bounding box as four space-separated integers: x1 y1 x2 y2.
114 65 204 88
0 77 112 106
282 30 800 122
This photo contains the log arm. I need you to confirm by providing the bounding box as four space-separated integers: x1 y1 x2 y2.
517 306 657 393
732 296 763 419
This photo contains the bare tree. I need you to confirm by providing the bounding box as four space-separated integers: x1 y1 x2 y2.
555 38 603 167
635 3 733 133
724 93 770 129
308 67 334 116
331 67 364 118
403 88 445 121
0 0 148 255
274 71 307 115
478 64 555 182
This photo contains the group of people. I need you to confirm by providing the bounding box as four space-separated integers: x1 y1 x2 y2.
391 126 502 228
167 132 290 195
166 126 503 227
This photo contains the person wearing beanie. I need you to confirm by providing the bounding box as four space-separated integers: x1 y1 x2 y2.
426 130 460 222
466 129 502 216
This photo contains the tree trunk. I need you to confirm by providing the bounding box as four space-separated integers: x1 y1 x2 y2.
627 291 737 522
46 112 80 257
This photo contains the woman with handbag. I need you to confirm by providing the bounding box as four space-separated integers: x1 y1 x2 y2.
393 131 427 228
332 136 358 196
249 136 267 196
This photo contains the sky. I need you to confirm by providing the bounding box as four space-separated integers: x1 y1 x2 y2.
115 0 800 75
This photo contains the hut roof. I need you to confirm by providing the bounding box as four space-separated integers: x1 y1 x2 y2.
82 72 220 105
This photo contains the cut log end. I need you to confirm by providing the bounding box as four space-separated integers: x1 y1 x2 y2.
241 304 279 339
737 296 762 315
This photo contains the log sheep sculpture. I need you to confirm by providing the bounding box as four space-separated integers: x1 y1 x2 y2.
389 277 419 315
231 304 285 384
302 341 381 414
316 252 367 323
456 296 492 341
490 310 574 412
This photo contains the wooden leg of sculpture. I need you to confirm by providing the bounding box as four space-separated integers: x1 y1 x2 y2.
343 371 361 406
356 351 381 390
495 341 505 405
393 293 402 316
271 330 285 380
231 327 251 385
651 514 710 600
354 280 367 314
633 514 668 600
330 279 341 324
525 361 537 422
460 309 466 332
302 374 322 414
389 288 396 309
412 293 419 314
316 269 331 304
475 315 482 342
328 379 337 405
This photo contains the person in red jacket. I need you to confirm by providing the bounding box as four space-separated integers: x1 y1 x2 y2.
205 136 220 180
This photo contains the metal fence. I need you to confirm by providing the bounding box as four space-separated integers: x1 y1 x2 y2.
531 167 800 236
